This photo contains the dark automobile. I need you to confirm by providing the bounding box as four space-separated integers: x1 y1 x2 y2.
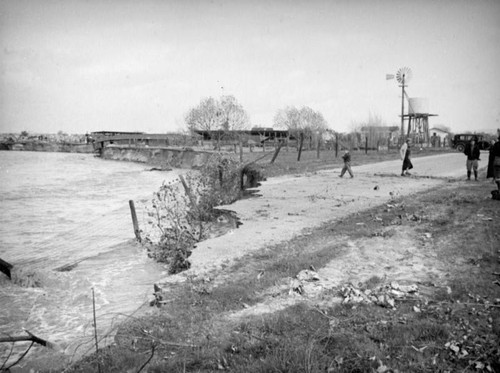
451 134 491 152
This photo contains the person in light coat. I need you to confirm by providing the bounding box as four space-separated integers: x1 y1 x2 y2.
400 138 413 176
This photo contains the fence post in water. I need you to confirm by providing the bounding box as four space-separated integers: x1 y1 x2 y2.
92 288 102 373
0 258 13 279
129 200 141 242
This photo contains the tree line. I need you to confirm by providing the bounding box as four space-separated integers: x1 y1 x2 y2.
185 95 328 136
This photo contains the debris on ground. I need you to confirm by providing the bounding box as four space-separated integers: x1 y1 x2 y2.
341 281 419 309
288 268 421 311
289 269 321 295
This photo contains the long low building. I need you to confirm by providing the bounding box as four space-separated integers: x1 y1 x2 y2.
193 128 295 143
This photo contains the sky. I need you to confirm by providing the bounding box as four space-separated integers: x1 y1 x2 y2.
1 0 499 135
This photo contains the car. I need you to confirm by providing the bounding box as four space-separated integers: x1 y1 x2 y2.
451 134 491 152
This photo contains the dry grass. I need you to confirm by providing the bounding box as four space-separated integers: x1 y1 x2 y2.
62 160 500 373
240 146 454 178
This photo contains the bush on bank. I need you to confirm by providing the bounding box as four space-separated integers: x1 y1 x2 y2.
143 152 243 274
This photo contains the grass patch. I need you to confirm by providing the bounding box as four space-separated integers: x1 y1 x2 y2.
61 173 500 373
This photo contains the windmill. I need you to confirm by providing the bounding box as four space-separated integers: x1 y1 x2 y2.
387 68 437 145
387 67 412 143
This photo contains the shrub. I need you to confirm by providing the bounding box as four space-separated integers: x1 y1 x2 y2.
143 153 242 273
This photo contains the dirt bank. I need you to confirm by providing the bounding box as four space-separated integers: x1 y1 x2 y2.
60 150 499 373
160 152 483 282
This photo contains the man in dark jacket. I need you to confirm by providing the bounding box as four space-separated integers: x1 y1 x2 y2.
464 137 481 180
487 131 500 194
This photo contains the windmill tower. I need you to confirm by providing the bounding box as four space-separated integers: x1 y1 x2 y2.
387 68 437 145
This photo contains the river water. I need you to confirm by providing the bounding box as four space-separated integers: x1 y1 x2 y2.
0 151 179 370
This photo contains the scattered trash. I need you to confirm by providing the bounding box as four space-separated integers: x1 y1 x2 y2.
340 282 419 309
289 278 304 295
406 213 422 222
296 269 320 282
289 269 322 295
411 345 427 353
445 341 469 358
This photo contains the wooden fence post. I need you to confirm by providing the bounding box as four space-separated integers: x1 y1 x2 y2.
297 133 304 162
335 133 339 158
270 141 283 164
0 258 13 279
129 200 141 242
316 134 321 159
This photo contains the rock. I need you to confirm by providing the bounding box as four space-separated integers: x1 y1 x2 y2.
296 269 320 282
290 278 303 295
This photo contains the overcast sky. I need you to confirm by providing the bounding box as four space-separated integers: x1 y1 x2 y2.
1 0 499 135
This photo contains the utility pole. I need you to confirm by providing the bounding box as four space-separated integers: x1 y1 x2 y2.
400 73 405 145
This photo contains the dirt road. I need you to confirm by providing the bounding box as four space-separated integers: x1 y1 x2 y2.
160 151 489 283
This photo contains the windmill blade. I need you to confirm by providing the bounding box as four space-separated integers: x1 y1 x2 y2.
396 67 412 84
386 74 395 80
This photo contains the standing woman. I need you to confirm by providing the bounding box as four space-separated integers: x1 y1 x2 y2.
400 138 413 176
487 131 500 195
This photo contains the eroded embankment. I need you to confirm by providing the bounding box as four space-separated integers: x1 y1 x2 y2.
100 145 214 169
158 170 447 285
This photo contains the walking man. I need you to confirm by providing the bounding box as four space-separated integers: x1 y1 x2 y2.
400 138 413 176
464 136 481 180
339 150 353 178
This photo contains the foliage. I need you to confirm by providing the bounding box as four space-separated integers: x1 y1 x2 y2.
274 106 328 137
143 179 196 273
62 157 499 373
20 130 29 137
348 112 397 148
185 95 249 133
193 152 243 213
274 106 328 150
143 152 243 273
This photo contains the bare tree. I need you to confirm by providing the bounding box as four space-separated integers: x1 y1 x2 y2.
218 95 249 131
274 106 328 149
351 112 391 149
185 97 220 132
274 106 301 137
185 95 249 133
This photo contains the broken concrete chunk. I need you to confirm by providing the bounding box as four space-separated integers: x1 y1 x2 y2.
296 269 320 282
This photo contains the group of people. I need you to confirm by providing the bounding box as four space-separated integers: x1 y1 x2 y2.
465 133 500 196
337 131 500 196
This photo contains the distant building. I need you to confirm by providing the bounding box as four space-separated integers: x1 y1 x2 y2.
429 127 451 147
359 125 400 148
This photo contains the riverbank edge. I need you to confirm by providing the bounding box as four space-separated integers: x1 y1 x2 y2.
0 142 94 153
100 144 219 170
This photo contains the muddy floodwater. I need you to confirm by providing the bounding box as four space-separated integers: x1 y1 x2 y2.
0 151 181 370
